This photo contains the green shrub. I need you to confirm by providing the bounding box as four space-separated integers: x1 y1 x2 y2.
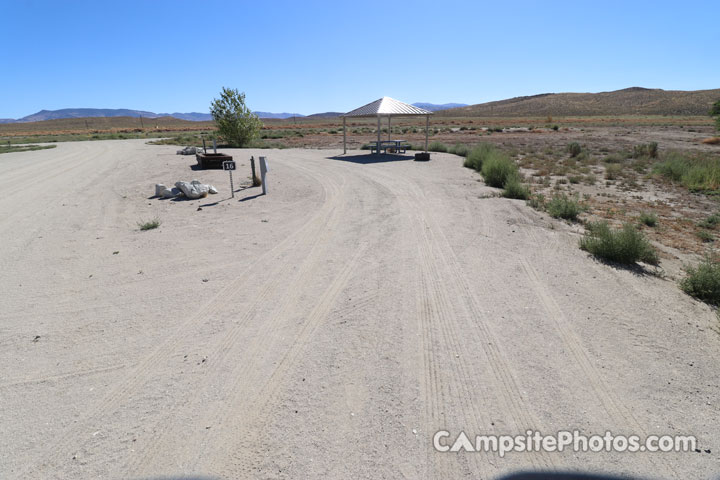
604 153 624 164
138 218 161 231
683 163 720 192
605 164 622 180
449 143 470 157
481 152 518 188
711 100 720 132
502 174 530 199
580 221 659 265
567 142 582 157
653 152 687 181
633 142 658 158
699 213 720 229
575 151 590 164
547 194 583 221
527 193 546 210
583 174 597 185
653 152 720 192
463 143 496 172
696 230 714 242
639 212 658 227
680 255 720 305
428 141 448 153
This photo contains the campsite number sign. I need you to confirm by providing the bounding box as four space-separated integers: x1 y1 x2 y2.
223 160 236 198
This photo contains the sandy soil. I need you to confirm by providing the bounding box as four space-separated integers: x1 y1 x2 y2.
0 140 718 479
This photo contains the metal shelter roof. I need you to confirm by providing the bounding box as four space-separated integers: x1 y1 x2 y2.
342 97 433 117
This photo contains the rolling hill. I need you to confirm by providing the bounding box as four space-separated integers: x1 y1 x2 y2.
438 87 720 117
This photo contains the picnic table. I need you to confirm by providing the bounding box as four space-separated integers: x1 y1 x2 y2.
369 139 410 154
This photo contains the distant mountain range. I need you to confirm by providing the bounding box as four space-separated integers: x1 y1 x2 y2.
306 112 343 118
11 89 714 122
0 109 212 123
411 102 469 112
1 102 466 123
253 112 305 119
438 87 720 117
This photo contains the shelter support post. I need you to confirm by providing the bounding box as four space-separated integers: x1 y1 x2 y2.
343 116 346 154
388 116 391 141
377 116 381 154
425 115 429 152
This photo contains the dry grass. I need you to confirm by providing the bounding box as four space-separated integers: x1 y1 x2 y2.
0 116 214 136
0 144 56 154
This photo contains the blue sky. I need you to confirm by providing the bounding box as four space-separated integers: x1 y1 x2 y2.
1 0 718 118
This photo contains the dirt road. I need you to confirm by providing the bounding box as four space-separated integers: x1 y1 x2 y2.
0 140 718 479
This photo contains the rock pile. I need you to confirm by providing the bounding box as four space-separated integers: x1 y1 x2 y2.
155 180 218 199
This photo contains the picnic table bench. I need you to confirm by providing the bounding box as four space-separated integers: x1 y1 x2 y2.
369 140 410 154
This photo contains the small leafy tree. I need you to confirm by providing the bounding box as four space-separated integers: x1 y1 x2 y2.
711 100 720 131
210 87 262 147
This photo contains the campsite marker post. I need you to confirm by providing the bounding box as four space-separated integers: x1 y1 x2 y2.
223 160 236 198
259 157 269 195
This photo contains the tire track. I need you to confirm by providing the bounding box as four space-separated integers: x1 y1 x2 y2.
0 364 127 389
126 166 353 474
470 189 677 476
0 143 92 185
0 143 113 227
20 155 345 477
519 258 677 477
192 243 370 476
128 159 393 474
364 166 557 470
351 166 540 473
0 142 104 199
416 229 496 477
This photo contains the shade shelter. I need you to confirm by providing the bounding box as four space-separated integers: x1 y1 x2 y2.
341 97 433 154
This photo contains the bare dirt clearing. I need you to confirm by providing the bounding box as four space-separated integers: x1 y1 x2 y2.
0 140 718 479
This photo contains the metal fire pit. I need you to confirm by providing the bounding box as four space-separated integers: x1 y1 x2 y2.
196 152 233 169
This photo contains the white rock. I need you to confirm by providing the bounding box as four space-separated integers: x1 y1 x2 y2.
155 184 167 197
161 187 178 198
208 185 218 194
175 181 209 199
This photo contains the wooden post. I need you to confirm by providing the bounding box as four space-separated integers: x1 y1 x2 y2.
388 116 391 141
343 116 346 154
251 156 260 186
